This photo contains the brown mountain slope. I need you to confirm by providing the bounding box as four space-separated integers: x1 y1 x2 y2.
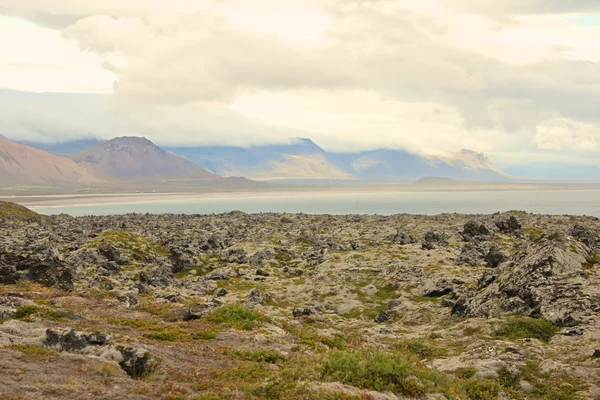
0 136 99 185
71 137 254 185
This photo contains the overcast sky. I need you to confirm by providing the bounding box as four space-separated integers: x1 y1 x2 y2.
1 0 599 167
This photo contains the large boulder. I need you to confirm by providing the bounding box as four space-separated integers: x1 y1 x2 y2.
495 216 522 236
460 221 490 242
569 224 599 250
0 246 74 291
139 266 175 287
98 244 129 265
452 235 599 326
170 248 195 273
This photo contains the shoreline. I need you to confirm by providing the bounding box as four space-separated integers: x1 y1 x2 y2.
7 183 600 209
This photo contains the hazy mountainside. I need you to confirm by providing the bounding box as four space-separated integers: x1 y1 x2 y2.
71 137 232 182
0 136 99 185
20 136 509 182
166 138 355 180
168 140 509 182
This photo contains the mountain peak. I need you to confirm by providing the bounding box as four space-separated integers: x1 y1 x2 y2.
71 136 218 181
0 134 7 141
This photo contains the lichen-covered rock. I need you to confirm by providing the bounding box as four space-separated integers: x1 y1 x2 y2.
170 248 195 273
139 266 175 287
422 230 448 250
484 245 507 268
453 235 599 326
0 246 74 291
457 242 486 266
461 221 490 242
495 216 522 236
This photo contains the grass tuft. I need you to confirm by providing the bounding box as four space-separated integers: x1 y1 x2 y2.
206 304 267 331
495 317 559 343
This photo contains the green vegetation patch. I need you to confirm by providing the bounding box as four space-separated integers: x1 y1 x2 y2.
233 349 287 364
464 379 500 400
13 305 65 322
495 317 559 343
583 253 600 270
524 227 545 240
0 201 42 220
320 348 445 397
191 329 218 340
9 344 59 362
394 339 449 360
86 229 169 258
206 304 267 331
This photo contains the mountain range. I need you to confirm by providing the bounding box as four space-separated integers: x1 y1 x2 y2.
3 136 510 186
164 138 510 182
0 136 253 187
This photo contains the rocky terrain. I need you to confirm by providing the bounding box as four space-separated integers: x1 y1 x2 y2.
1 201 599 399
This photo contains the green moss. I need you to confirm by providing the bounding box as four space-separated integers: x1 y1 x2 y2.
13 305 65 322
0 201 42 220
145 326 188 342
465 379 500 400
320 348 436 397
524 227 545 240
495 317 559 343
86 230 170 258
206 304 267 331
233 349 287 364
452 367 478 380
498 365 521 389
583 253 600 270
191 329 218 340
394 339 448 360
9 344 59 362
411 296 442 303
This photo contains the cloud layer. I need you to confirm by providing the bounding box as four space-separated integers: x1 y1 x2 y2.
0 0 599 167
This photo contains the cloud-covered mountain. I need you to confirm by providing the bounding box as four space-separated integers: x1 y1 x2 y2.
0 135 99 184
166 139 509 182
166 138 355 180
20 136 509 182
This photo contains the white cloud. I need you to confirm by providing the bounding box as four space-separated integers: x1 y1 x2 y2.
0 0 599 166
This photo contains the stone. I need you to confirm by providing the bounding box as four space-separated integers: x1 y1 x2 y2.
374 310 393 323
453 236 597 326
98 244 129 265
139 266 174 287
0 246 74 291
461 221 490 242
170 248 195 273
495 216 522 236
457 242 486 266
484 245 507 268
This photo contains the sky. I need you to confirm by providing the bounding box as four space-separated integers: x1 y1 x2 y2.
0 0 599 168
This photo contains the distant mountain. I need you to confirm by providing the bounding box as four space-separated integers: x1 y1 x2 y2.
0 135 99 185
166 138 355 180
167 140 509 182
21 136 510 182
71 137 239 183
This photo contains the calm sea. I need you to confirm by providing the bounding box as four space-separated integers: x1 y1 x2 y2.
28 190 600 217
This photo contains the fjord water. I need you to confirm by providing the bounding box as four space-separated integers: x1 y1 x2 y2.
30 189 600 217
